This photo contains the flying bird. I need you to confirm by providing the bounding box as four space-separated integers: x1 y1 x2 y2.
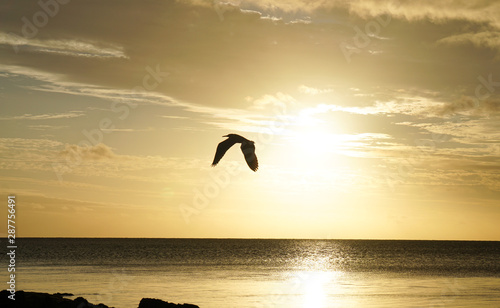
211 134 258 171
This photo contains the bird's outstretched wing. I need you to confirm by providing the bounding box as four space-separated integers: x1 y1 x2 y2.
211 138 237 167
241 142 258 172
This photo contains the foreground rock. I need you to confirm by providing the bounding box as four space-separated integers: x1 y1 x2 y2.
0 290 109 308
0 290 199 308
139 298 199 308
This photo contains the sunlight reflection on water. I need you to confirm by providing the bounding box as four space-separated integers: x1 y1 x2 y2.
271 253 347 308
19 239 500 307
297 254 344 308
300 271 340 308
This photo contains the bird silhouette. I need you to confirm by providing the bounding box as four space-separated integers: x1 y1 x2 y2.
211 134 258 171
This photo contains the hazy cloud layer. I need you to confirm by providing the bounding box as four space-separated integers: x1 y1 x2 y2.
1 0 499 238
1 0 498 109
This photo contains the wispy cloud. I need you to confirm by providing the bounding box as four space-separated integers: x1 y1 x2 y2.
28 124 69 130
160 115 188 120
0 138 202 183
299 97 448 117
0 137 63 150
100 127 154 133
0 32 127 58
437 96 500 116
1 111 84 120
298 85 333 95
438 31 500 55
245 0 500 29
59 143 117 161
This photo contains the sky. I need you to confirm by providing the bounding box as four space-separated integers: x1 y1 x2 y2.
0 0 499 240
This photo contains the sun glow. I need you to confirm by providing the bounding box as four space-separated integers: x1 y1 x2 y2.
284 108 388 160
285 109 357 161
289 110 335 153
296 270 344 308
257 105 376 200
302 271 328 307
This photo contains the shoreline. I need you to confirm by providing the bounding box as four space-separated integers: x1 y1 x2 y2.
0 290 199 308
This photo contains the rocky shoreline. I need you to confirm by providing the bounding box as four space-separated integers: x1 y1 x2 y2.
0 290 199 308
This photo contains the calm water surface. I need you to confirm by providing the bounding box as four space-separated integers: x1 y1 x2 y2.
9 239 500 307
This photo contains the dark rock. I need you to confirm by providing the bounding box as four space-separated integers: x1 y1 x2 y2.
0 290 110 308
138 298 200 308
1 290 199 308
55 292 75 297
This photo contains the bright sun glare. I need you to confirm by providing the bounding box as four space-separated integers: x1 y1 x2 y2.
290 112 332 152
287 111 349 160
301 271 329 307
297 270 344 308
287 108 374 160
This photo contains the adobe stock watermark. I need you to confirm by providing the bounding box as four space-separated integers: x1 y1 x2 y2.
177 96 293 224
493 143 500 155
259 271 333 308
52 64 169 182
213 0 241 22
6 0 71 53
260 272 309 308
340 14 392 63
6 195 17 301
88 268 132 308
179 161 243 224
384 73 500 191
428 278 465 307
460 74 499 108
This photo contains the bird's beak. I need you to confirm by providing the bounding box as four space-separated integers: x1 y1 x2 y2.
222 135 228 137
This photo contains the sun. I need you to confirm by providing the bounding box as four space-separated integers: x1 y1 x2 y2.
293 130 336 156
286 110 345 160
259 104 365 199
284 107 373 161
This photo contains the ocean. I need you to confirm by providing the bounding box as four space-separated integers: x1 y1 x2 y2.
10 238 500 307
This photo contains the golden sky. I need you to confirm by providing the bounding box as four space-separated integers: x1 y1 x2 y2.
0 0 499 239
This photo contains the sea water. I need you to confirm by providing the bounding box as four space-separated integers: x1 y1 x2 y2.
10 238 500 307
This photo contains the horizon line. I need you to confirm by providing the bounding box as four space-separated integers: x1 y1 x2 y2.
13 237 500 242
